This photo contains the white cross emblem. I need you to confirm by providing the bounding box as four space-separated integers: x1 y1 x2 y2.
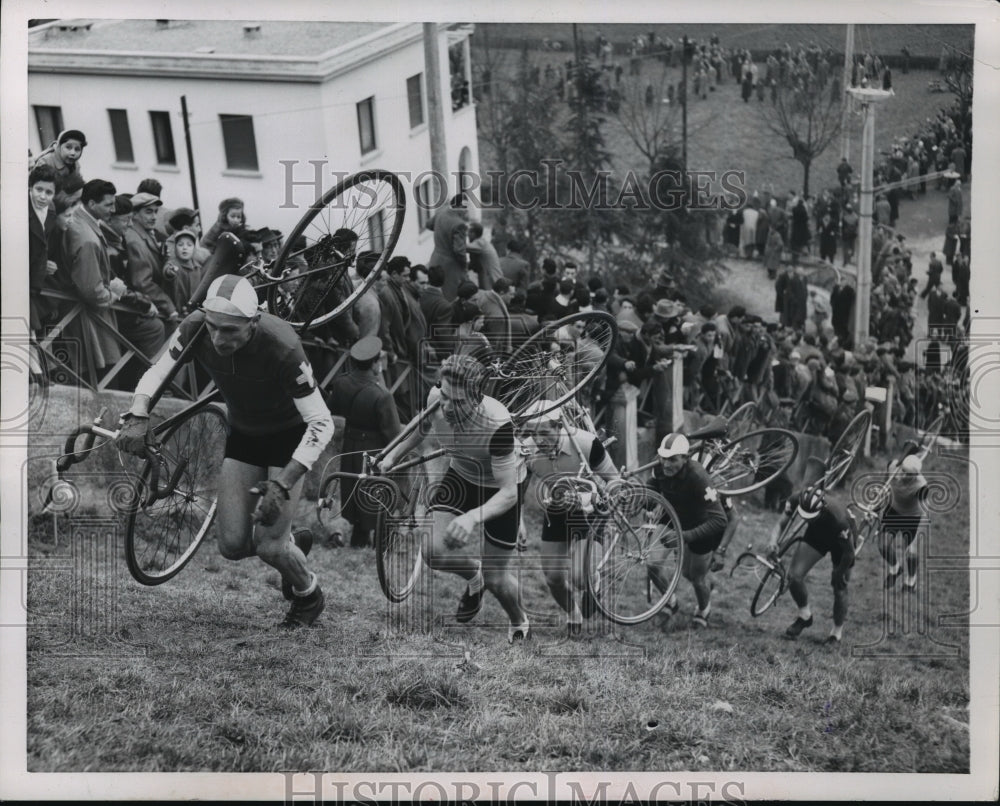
296 360 315 389
704 487 718 502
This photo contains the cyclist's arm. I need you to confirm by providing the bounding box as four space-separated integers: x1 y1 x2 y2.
129 329 188 416
278 388 335 489
379 412 427 471
468 423 521 524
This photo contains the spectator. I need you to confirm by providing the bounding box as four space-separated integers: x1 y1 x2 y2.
29 164 58 335
467 221 503 290
840 203 859 266
63 179 165 372
201 197 247 254
419 264 455 360
782 265 808 330
919 252 944 299
548 279 579 321
457 278 511 354
137 178 169 240
836 157 853 190
818 213 838 263
126 192 179 328
947 179 963 223
323 337 402 548
507 289 540 350
428 193 469 301
499 238 530 290
32 129 86 187
163 229 203 314
764 226 783 279
378 255 428 421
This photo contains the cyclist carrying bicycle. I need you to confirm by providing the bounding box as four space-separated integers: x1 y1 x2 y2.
647 433 728 629
878 453 929 592
518 401 619 635
116 275 334 629
767 484 855 644
378 353 531 643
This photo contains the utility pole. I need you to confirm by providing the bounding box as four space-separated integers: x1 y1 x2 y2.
841 24 855 162
423 23 449 208
681 35 689 169
180 96 199 212
848 86 892 346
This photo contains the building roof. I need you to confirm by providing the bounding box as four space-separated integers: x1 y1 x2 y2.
27 19 443 83
29 19 390 58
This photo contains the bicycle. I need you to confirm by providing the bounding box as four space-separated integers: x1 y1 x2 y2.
622 419 799 498
524 407 686 625
49 170 406 585
316 311 621 603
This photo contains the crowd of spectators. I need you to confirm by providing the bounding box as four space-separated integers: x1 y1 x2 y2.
28 129 292 387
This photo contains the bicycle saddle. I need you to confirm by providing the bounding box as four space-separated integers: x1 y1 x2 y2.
687 416 729 440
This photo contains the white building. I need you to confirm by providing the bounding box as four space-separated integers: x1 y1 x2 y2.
28 18 480 261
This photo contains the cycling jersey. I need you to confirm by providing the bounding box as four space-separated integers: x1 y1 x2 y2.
426 386 527 488
525 428 616 484
134 309 333 469
649 459 728 553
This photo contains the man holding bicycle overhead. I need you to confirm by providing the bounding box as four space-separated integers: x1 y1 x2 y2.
378 353 531 643
519 402 619 636
647 433 728 629
768 485 855 644
878 453 930 593
116 274 334 629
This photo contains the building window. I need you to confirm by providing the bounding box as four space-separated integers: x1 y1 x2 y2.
368 209 386 252
107 109 135 163
33 105 63 150
449 41 471 112
357 97 377 155
407 73 425 129
415 178 433 231
149 110 176 165
219 114 259 171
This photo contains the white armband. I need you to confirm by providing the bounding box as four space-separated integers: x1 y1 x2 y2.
291 387 335 469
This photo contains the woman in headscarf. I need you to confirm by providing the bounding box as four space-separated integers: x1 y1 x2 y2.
200 197 247 254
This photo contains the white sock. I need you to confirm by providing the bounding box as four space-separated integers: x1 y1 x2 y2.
292 572 317 597
697 602 712 618
830 624 843 640
468 564 484 594
887 562 901 575
567 606 583 626
904 575 917 588
509 619 530 637
799 606 812 621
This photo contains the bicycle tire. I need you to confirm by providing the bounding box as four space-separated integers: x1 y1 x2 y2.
750 537 800 617
491 311 617 423
124 404 227 585
268 170 405 331
726 401 759 441
706 428 799 496
823 409 872 489
583 487 684 625
374 466 427 603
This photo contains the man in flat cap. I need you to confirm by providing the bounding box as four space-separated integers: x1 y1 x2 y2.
126 191 179 329
324 337 402 548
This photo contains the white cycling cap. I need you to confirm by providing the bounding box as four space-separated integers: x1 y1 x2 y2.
202 274 259 318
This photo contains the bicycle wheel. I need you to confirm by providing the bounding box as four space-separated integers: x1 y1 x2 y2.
124 404 227 585
726 401 758 441
707 428 798 496
374 467 427 603
823 409 871 489
749 536 800 617
584 487 684 625
491 312 617 422
268 170 405 331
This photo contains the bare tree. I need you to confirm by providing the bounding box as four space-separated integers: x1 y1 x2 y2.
759 66 843 196
613 60 682 174
942 48 973 119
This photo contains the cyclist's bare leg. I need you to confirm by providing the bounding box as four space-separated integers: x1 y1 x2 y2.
540 540 573 615
681 549 714 613
216 458 312 590
423 509 481 579
481 536 527 626
787 541 824 612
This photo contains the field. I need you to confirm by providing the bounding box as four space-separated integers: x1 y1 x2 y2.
24 389 970 774
474 32 967 200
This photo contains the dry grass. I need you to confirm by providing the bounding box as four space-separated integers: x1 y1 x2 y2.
25 389 970 772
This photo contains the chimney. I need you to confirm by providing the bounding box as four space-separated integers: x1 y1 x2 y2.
243 23 261 39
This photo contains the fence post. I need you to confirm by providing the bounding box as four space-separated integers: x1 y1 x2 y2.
671 356 684 433
608 384 640 471
863 402 874 458
882 378 895 452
